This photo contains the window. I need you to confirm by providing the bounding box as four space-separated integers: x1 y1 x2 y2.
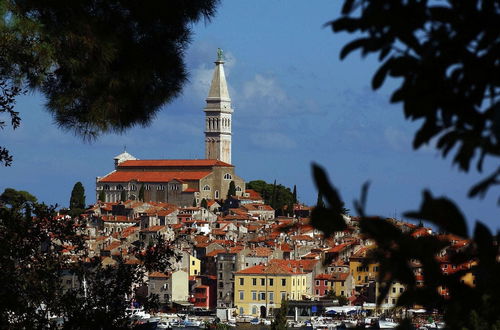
239 291 244 300
219 291 223 298
219 263 223 270
303 278 305 286
358 276 361 281
392 298 396 304
341 290 344 296
104 184 110 190
281 292 286 300
224 173 232 180
392 287 396 293
259 292 265 300
219 282 223 288
215 190 219 199
341 281 345 286
252 278 257 286
130 184 136 191
316 280 320 286
281 279 286 286
239 278 244 285
239 307 244 315
252 306 257 315
145 184 151 190
117 184 123 190
203 185 211 191
261 278 265 286
400 287 404 293
374 266 379 272
192 260 195 265
194 269 197 275
269 278 274 286
157 185 165 191
292 279 295 286
252 291 257 301
236 186 242 192
219 272 223 279
269 292 274 301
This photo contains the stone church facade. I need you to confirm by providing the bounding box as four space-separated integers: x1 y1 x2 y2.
96 50 245 206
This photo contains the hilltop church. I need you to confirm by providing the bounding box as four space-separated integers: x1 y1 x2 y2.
96 50 245 206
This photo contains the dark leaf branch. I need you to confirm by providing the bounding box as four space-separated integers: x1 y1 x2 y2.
330 0 500 197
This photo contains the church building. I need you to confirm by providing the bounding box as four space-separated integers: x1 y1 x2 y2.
96 50 245 206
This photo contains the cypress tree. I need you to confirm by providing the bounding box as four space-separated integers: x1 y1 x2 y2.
292 185 297 203
120 190 126 202
98 190 105 202
192 198 197 207
138 185 145 201
227 181 236 199
69 182 85 210
271 180 277 209
201 198 208 209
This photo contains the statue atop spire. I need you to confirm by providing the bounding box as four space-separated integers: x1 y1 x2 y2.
217 48 224 62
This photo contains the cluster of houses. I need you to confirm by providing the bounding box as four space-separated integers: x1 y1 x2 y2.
61 188 475 318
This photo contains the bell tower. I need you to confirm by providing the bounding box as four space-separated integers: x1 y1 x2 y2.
204 48 233 164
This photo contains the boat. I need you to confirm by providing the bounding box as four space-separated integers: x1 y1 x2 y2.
261 319 272 325
378 318 399 328
250 318 260 325
342 319 358 328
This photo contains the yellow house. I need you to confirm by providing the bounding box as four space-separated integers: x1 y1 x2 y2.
349 246 379 287
234 262 308 318
189 255 201 276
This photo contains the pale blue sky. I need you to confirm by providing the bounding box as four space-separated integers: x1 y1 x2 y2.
1 1 497 231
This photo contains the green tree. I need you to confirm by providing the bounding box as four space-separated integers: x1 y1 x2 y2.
227 180 236 199
0 188 37 207
271 299 288 330
292 185 297 203
201 198 208 209
98 190 105 202
120 190 126 202
0 0 220 166
0 189 84 328
69 182 85 210
138 185 145 202
193 198 197 207
247 180 295 216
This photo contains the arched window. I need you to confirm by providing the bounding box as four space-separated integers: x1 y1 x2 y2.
157 185 165 191
116 184 123 190
145 184 151 191
203 185 211 191
104 184 110 190
236 186 242 192
215 190 219 199
223 173 232 180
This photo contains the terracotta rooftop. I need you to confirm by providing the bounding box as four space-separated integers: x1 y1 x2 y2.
236 262 305 275
118 159 233 168
98 171 211 183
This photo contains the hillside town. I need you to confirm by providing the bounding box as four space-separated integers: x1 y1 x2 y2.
55 189 470 329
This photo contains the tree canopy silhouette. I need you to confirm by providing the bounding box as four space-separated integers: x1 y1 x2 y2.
328 0 499 199
0 0 220 166
310 1 500 328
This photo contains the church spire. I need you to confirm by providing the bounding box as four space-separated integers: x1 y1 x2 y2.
204 49 233 164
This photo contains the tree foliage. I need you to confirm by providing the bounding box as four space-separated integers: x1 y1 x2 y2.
138 184 145 202
227 180 236 199
0 0 220 166
0 188 177 328
0 188 84 328
247 180 295 215
70 182 85 210
201 198 208 209
271 299 288 330
329 0 500 199
98 190 105 202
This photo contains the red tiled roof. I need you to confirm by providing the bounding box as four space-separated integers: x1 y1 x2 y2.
118 159 233 168
99 171 211 183
149 271 169 278
236 262 305 275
